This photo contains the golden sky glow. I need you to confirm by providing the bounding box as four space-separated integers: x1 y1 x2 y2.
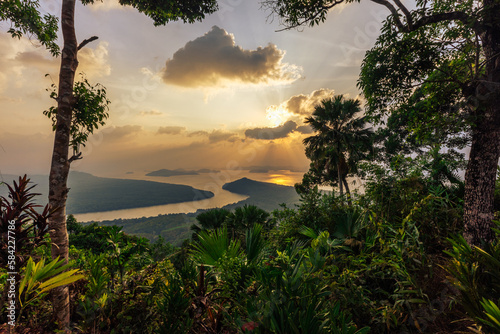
0 0 391 178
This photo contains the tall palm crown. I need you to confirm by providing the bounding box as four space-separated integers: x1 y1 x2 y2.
303 95 373 196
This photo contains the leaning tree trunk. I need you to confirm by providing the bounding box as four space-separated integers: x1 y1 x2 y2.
48 0 78 330
337 164 344 197
342 177 352 206
463 0 500 246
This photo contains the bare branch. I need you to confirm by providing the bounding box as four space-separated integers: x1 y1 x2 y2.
412 11 475 32
261 0 344 32
392 0 413 30
370 0 408 32
369 1 479 35
77 36 98 50
68 152 82 163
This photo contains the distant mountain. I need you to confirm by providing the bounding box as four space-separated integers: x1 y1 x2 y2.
196 168 219 173
0 172 214 214
222 177 300 212
146 169 199 177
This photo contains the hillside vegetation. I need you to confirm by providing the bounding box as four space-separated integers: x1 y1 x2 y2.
91 178 301 245
0 172 214 214
3 173 500 333
222 177 300 212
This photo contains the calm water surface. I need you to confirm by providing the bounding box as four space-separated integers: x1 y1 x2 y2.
73 170 305 222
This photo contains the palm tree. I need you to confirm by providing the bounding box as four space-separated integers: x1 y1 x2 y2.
303 95 373 200
191 208 231 240
225 205 269 240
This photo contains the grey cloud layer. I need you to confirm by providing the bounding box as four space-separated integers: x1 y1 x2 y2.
245 120 298 140
162 26 300 87
157 126 186 135
187 129 239 143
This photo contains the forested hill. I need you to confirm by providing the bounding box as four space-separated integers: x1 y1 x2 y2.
92 178 301 245
0 172 214 214
222 177 300 212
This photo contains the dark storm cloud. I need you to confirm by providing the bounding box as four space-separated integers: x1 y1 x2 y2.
296 125 314 134
245 120 298 140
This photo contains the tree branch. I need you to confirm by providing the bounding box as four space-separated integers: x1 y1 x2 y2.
412 11 475 31
68 152 82 163
263 0 344 32
370 0 408 32
369 1 480 35
77 36 98 50
392 0 413 30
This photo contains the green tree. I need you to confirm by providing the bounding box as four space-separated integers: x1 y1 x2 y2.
226 205 270 239
0 0 59 55
3 0 219 330
263 0 500 246
191 208 231 238
302 95 373 200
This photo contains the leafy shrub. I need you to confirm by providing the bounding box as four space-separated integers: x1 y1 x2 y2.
1 175 57 269
446 226 500 333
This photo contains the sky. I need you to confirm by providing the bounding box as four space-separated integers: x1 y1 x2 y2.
0 0 396 178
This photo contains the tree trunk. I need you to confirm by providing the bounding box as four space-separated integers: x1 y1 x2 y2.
337 163 344 197
342 177 352 206
463 0 500 246
48 0 78 330
463 109 500 245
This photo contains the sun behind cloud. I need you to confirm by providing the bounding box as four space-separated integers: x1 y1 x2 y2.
265 105 292 127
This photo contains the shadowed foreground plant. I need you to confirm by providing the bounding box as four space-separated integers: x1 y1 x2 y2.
1 175 58 269
18 256 84 322
190 227 242 266
479 298 500 332
446 225 500 333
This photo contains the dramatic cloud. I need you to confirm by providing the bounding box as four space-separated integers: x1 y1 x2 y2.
284 88 335 116
157 126 186 135
245 120 298 140
162 26 301 88
296 125 314 134
262 89 335 130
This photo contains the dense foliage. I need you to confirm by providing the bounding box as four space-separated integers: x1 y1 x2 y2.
2 0 500 332
2 170 500 333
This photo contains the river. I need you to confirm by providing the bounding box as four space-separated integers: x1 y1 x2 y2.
73 170 305 222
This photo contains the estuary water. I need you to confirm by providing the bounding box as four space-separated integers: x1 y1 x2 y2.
73 170 305 222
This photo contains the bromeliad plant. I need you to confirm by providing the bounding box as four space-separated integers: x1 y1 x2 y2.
0 175 58 270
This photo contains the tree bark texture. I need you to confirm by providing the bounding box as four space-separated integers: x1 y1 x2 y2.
463 0 500 245
464 112 500 245
48 0 78 330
